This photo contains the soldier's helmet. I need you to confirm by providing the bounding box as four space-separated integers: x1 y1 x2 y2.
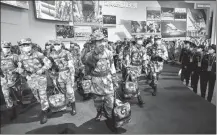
1 41 12 48
53 40 62 45
18 38 32 46
135 35 143 40
91 30 105 41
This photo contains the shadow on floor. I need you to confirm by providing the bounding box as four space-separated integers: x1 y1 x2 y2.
26 119 127 134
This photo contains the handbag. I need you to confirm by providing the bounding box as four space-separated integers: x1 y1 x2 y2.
124 74 138 98
112 90 131 128
47 77 66 113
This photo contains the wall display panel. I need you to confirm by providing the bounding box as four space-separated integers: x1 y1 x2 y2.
186 8 207 37
103 15 116 26
72 0 103 25
146 21 161 34
35 1 73 21
0 1 29 9
161 8 175 21
92 26 108 38
161 21 187 38
74 26 92 41
174 8 187 21
131 21 147 34
56 25 74 39
146 7 161 21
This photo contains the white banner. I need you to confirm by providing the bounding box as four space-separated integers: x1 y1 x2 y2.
102 1 137 9
74 26 92 41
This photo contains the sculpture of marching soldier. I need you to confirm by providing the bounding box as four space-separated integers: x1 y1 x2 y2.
1 41 19 109
47 40 77 114
124 35 146 107
16 38 52 124
82 30 119 122
200 44 216 102
146 36 168 96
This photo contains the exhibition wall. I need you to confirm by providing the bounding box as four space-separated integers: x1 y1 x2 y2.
1 1 216 49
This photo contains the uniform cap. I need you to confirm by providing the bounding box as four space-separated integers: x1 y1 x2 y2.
53 40 62 45
135 35 143 39
91 30 105 41
1 41 12 48
18 38 32 45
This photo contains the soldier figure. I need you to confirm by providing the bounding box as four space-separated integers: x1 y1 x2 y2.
83 30 118 121
124 35 146 107
16 38 52 124
47 40 77 114
44 41 53 56
200 44 216 102
1 41 19 109
146 36 168 96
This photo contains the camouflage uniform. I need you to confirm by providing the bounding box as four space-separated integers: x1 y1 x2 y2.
146 37 168 96
48 40 76 115
1 41 19 108
124 35 146 106
83 30 117 120
17 38 52 124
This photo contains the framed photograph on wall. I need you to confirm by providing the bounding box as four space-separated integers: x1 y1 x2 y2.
72 0 103 25
146 21 161 34
146 7 161 21
74 26 92 41
103 15 116 26
161 21 187 38
1 1 29 9
186 8 207 37
161 8 175 21
131 21 147 34
56 25 74 39
174 8 187 21
35 1 73 21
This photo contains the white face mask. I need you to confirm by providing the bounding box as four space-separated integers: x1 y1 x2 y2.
137 40 143 45
2 48 10 54
54 45 61 51
208 49 214 54
22 46 31 52
156 40 161 45
197 48 202 52
102 42 106 46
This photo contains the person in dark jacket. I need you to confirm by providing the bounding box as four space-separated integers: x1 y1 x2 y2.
200 44 216 102
179 41 191 86
191 45 204 93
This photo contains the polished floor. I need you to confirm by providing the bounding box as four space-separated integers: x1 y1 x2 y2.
0 64 216 134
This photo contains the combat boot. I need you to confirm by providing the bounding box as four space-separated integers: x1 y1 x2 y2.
70 102 77 116
39 110 48 124
137 95 144 108
152 85 157 96
95 108 103 121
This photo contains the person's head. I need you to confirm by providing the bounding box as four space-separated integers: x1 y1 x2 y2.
196 45 204 52
208 44 216 54
91 30 105 53
154 35 161 45
135 35 143 46
183 41 190 49
18 38 32 54
53 40 63 51
45 41 53 50
1 41 12 54
189 43 196 51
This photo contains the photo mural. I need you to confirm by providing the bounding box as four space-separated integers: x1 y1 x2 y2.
56 25 74 39
72 0 103 25
131 21 147 34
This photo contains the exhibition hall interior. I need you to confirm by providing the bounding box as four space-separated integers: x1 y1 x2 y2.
0 0 216 134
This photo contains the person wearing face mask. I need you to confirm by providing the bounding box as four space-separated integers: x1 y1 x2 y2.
1 41 20 110
124 35 146 107
146 36 168 96
83 30 118 122
200 44 216 102
179 41 191 86
47 40 77 115
44 41 53 56
191 45 204 94
16 38 52 124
